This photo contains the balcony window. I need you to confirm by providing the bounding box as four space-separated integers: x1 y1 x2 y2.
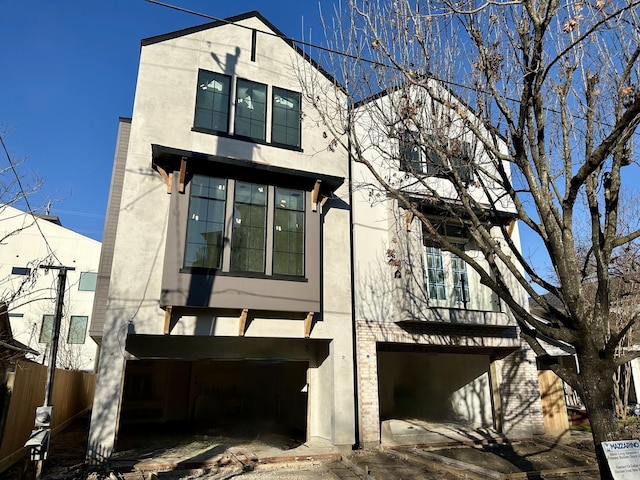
185 176 227 269
273 188 305 276
231 182 268 273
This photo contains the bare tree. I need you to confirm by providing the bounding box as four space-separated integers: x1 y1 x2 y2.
299 1 640 476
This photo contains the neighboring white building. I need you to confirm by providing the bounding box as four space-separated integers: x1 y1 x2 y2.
0 204 101 372
350 83 544 445
87 12 354 461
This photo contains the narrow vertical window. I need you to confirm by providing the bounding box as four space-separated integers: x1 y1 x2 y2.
273 188 305 276
272 87 301 148
235 79 266 141
231 182 267 273
39 315 54 344
452 140 474 183
194 70 231 132
425 243 446 300
185 175 227 269
425 135 444 176
451 249 470 305
399 131 422 172
68 316 88 344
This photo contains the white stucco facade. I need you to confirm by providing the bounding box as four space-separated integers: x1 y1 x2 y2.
87 13 355 461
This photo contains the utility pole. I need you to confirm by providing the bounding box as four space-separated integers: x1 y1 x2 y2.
24 265 75 479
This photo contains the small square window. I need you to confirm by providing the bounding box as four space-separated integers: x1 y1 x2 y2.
11 266 31 275
67 316 88 344
79 272 98 291
39 315 54 344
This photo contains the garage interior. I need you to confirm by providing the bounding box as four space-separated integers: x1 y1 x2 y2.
116 358 309 448
377 347 494 429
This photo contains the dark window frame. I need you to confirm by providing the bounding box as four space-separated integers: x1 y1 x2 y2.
271 87 302 149
234 78 267 142
193 70 231 133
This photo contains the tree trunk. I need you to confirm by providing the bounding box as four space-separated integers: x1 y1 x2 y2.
580 355 619 480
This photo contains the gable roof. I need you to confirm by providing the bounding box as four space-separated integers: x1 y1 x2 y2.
141 10 342 90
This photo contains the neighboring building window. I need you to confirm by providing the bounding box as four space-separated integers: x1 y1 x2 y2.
235 79 267 141
11 266 31 275
79 272 98 291
185 176 227 269
194 70 231 132
39 315 54 344
272 87 301 148
231 182 268 273
67 316 88 344
273 188 305 276
399 131 422 172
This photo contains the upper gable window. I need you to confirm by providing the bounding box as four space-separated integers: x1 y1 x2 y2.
235 79 267 141
194 71 231 132
272 87 301 148
400 131 474 183
79 272 98 291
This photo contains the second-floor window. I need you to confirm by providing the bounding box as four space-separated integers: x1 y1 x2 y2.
235 79 267 141
194 71 231 133
423 224 471 308
184 174 306 277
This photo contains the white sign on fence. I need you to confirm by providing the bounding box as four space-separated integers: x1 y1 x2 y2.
602 439 640 480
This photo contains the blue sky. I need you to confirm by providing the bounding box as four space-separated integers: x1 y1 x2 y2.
0 0 331 241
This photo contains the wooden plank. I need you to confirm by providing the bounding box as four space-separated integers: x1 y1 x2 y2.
163 306 172 335
405 210 414 231
537 369 570 439
304 312 314 338
238 309 249 337
311 180 322 212
156 166 172 194
178 157 187 193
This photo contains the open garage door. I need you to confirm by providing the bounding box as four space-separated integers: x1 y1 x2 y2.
377 350 493 428
119 359 308 440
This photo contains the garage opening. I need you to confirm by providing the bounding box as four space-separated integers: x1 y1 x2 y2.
117 359 308 445
377 350 493 428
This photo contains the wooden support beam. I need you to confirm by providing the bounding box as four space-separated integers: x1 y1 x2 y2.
405 210 414 231
506 218 516 238
311 180 322 212
156 166 172 194
238 308 249 337
163 306 172 335
304 312 314 338
178 156 187 193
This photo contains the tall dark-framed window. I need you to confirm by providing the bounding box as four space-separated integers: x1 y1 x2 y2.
231 182 268 273
235 79 267 141
272 87 301 148
273 188 305 276
184 175 227 269
39 314 54 344
194 70 231 132
399 131 422 172
68 316 88 344
451 140 474 183
425 134 444 176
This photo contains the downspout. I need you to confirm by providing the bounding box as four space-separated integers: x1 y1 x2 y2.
346 99 361 449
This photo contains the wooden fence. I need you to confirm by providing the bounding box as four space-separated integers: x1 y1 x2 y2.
0 360 96 473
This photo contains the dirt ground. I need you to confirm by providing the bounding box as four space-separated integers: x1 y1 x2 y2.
0 414 604 480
